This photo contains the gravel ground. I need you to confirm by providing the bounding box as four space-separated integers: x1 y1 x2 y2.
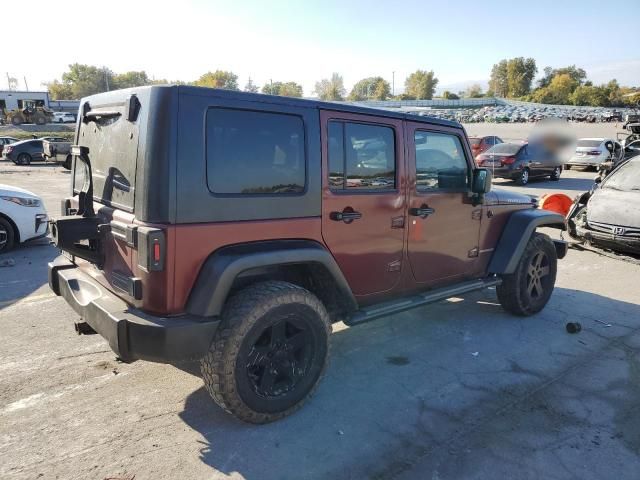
1 123 639 480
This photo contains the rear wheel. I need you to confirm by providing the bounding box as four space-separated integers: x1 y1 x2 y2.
201 281 331 424
10 114 24 126
550 166 562 181
516 168 530 185
17 153 31 165
497 233 557 316
0 217 16 252
34 114 46 125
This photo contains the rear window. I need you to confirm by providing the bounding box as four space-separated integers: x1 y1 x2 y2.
577 140 602 148
206 108 306 195
486 143 522 155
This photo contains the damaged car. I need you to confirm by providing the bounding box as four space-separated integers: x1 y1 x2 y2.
567 155 640 255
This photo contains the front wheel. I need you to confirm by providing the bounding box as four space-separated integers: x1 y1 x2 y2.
497 233 558 316
516 168 530 185
17 153 31 165
201 281 331 423
550 166 562 181
0 217 16 252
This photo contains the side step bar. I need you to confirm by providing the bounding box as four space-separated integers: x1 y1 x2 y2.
344 277 502 326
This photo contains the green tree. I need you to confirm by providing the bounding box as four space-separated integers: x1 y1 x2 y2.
47 79 74 100
489 58 536 97
569 85 608 106
48 63 113 99
314 73 346 101
113 71 151 89
404 70 438 100
506 57 537 97
244 77 259 93
262 81 303 97
489 60 509 97
442 91 459 100
194 70 239 90
531 73 578 104
348 77 391 101
538 65 586 88
465 84 484 98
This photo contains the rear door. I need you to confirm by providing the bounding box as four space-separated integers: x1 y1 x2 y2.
406 122 482 286
320 110 406 298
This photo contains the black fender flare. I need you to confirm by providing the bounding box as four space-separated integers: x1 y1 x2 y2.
487 208 566 275
186 239 357 317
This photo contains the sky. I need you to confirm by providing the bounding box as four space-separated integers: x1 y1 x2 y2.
7 0 640 96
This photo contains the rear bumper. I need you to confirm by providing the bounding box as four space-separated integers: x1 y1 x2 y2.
48 256 220 363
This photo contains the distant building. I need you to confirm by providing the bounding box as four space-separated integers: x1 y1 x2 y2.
0 90 80 113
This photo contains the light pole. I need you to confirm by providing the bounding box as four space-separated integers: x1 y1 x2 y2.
392 71 395 97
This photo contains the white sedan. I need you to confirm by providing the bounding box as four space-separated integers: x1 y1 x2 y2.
0 184 48 252
52 112 76 123
565 138 622 170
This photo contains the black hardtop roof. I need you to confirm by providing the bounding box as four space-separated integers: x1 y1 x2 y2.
122 84 463 130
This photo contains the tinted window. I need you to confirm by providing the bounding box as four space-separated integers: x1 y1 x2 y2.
206 108 305 195
328 121 395 190
486 143 522 155
414 131 469 191
577 139 603 148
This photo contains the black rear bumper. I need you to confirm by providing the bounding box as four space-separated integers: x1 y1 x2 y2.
48 256 220 363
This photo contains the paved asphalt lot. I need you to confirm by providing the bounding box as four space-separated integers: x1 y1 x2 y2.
1 142 639 479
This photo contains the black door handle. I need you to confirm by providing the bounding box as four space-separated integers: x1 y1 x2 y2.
409 205 435 218
330 210 362 223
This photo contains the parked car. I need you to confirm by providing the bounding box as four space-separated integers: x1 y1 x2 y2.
476 142 562 185
567 156 640 255
49 85 567 424
0 184 48 252
43 138 73 169
52 112 76 123
565 138 622 170
469 135 503 159
2 139 45 165
0 136 19 156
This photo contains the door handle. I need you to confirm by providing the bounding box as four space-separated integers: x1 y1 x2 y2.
330 209 362 223
409 205 435 218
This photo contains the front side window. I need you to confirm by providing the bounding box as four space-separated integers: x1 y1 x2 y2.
206 108 305 195
414 131 469 191
328 120 396 190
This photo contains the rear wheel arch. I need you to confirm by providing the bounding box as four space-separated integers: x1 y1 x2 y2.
186 240 357 321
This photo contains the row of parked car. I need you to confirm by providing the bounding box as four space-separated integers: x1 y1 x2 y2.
420 106 638 124
469 134 639 185
0 136 72 168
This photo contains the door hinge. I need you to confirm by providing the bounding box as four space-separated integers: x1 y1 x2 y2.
468 247 479 258
471 209 482 220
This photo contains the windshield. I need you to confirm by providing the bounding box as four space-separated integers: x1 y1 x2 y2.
577 139 602 148
486 143 522 155
603 159 640 192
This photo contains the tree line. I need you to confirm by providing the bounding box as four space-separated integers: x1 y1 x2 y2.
47 62 638 107
488 58 639 107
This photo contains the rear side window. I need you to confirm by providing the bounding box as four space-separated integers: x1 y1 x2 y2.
328 120 396 190
414 131 469 191
206 108 306 195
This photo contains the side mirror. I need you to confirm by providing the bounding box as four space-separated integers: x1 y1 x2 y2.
604 141 614 153
594 176 602 184
472 168 492 194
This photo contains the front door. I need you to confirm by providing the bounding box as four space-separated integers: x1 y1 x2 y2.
406 123 482 286
320 110 405 298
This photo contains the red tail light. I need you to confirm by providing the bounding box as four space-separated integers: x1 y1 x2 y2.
501 156 516 165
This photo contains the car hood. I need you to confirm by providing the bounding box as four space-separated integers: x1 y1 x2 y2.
486 188 535 206
0 183 40 199
587 188 640 228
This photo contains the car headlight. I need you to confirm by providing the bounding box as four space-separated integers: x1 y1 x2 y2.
0 195 42 207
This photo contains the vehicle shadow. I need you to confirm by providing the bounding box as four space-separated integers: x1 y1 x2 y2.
0 242 58 310
174 286 640 480
494 176 595 192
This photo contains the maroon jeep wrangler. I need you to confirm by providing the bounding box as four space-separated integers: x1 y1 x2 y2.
49 86 566 423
